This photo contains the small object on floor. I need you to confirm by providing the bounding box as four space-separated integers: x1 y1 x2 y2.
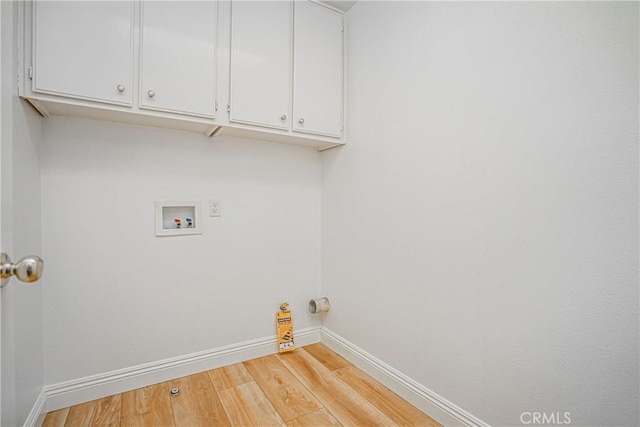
170 388 180 396
276 302 295 353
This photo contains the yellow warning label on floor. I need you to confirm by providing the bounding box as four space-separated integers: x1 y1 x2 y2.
276 303 295 353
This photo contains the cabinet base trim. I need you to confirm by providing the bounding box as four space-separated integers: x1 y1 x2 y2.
25 98 50 118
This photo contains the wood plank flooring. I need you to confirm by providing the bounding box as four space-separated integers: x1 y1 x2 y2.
43 343 440 427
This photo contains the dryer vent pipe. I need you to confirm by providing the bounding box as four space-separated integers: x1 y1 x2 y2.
309 297 330 314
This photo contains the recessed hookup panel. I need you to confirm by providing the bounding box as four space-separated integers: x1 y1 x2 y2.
155 201 202 236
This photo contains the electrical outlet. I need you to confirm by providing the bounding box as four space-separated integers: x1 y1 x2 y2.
209 199 221 217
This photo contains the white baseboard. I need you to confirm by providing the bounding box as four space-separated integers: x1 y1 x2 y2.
26 326 484 427
320 327 488 427
22 389 46 427
25 326 321 427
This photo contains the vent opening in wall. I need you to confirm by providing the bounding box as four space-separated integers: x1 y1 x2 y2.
155 201 202 236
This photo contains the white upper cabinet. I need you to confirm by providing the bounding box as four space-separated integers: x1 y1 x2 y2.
140 1 217 118
23 0 345 150
229 1 292 130
33 1 134 106
293 2 343 138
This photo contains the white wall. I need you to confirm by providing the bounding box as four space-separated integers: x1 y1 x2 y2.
1 1 44 425
41 117 321 384
322 2 639 425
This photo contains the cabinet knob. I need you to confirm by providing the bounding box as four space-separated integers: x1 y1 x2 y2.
280 114 287 121
298 118 305 124
147 90 156 98
117 84 125 93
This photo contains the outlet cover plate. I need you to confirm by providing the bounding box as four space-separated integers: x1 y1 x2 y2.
209 199 221 217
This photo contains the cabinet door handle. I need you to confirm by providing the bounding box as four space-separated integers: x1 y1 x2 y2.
298 118 305 124
117 84 126 93
147 90 156 98
280 114 287 121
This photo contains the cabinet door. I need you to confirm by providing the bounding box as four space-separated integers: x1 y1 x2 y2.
33 1 134 106
230 1 291 130
293 2 343 138
140 1 217 118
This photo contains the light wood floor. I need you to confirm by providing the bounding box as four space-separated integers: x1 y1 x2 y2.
43 343 440 427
